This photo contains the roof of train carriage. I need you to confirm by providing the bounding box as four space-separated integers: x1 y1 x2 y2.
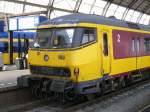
13 32 36 39
0 32 36 39
40 13 150 32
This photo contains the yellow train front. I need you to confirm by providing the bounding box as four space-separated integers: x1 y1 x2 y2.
17 14 150 101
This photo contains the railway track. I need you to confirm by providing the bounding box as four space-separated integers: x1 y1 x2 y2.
0 78 149 112
139 104 150 112
0 86 82 112
64 79 150 112
0 87 39 112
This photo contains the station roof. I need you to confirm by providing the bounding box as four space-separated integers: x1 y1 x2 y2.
107 0 150 15
0 0 150 25
42 13 150 32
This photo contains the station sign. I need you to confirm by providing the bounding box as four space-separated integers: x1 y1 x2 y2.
9 16 47 31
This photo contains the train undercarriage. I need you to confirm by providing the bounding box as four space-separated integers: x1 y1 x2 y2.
17 69 150 102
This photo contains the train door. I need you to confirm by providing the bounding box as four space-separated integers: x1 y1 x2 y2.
133 38 140 69
101 30 111 75
131 37 143 81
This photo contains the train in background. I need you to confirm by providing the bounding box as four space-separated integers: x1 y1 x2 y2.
0 31 36 64
17 14 150 101
0 15 48 65
0 52 4 70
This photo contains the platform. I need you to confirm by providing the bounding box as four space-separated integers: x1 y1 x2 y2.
0 69 30 88
3 65 17 71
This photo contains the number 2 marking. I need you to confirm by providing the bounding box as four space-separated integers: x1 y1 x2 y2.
117 34 121 43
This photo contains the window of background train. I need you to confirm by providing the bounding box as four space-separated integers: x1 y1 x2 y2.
0 42 3 52
3 42 8 53
81 28 96 45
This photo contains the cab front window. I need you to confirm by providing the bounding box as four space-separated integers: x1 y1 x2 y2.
34 29 52 48
33 27 97 49
81 28 96 45
52 28 75 48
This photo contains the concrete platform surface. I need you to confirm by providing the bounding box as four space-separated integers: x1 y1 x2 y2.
3 65 17 71
0 69 30 88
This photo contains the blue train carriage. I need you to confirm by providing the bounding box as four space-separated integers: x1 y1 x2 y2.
0 20 6 56
2 15 48 64
0 20 4 32
0 31 36 64
0 52 4 70
12 31 36 63
0 32 9 64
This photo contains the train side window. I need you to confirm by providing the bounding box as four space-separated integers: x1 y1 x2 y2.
81 28 95 45
132 38 140 53
0 42 4 52
136 39 140 53
132 39 136 52
13 42 18 52
3 42 8 53
144 38 150 52
103 33 108 56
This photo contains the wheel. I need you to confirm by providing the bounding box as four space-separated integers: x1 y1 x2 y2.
30 82 43 98
86 94 96 101
34 85 43 98
111 80 117 91
118 77 126 89
64 88 77 101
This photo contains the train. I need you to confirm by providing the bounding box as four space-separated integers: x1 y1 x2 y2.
0 52 4 70
0 31 36 64
17 13 150 101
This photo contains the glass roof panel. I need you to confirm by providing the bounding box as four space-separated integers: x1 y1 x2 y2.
53 0 76 10
125 9 134 21
0 0 149 25
106 4 118 17
114 6 126 19
130 11 140 23
139 14 147 24
26 0 50 6
78 0 95 14
0 1 23 14
50 10 71 19
90 0 107 15
143 15 150 25
25 5 46 13
0 1 5 13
